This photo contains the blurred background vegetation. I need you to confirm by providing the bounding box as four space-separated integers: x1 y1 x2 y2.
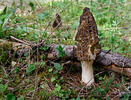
0 0 130 57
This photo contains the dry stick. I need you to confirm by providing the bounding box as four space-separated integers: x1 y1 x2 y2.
111 94 121 100
32 70 38 99
0 65 8 77
105 65 131 77
78 84 88 97
65 81 81 90
44 76 53 90
34 0 42 8
10 36 39 47
31 42 40 99
95 70 106 76
10 36 31 46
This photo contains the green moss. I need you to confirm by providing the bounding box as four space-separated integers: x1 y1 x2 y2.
0 40 13 64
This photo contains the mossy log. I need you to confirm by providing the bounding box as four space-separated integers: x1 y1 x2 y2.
0 39 131 77
47 44 131 77
47 44 131 68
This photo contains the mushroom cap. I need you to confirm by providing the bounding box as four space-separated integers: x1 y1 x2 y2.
75 7 101 61
52 13 62 28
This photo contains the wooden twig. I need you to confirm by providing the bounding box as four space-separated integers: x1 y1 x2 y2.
105 65 131 77
78 84 88 97
10 36 31 46
0 65 8 77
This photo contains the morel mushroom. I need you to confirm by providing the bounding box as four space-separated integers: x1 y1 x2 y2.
75 7 101 86
52 13 62 29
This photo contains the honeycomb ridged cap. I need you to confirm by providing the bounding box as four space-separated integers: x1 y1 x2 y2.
75 7 100 61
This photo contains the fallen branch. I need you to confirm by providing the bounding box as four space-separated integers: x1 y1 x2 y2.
0 39 131 77
104 64 131 77
10 36 31 46
47 44 131 68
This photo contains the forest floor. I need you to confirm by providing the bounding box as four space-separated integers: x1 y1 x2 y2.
0 0 131 100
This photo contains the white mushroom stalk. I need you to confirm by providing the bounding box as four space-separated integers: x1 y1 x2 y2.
81 61 94 86
81 46 96 85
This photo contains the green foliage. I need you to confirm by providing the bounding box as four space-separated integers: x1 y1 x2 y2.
40 46 49 51
0 83 8 93
34 62 46 68
0 42 12 64
26 64 35 75
41 89 49 100
0 7 16 38
6 93 16 100
49 63 63 83
0 78 2 82
12 67 19 73
56 45 66 58
26 62 45 75
52 84 71 99
120 93 131 100
51 77 56 82
63 31 71 39
88 76 114 99
54 63 62 72
0 0 129 57
17 96 24 100
29 2 35 11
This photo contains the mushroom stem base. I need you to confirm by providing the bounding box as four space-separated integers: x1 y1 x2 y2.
81 61 94 86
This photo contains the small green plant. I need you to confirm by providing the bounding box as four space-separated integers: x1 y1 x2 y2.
56 45 66 58
120 93 131 100
26 62 45 75
52 84 71 99
90 76 114 99
17 96 24 100
50 63 63 83
0 6 16 38
54 63 62 73
40 46 49 51
41 89 49 100
6 93 16 100
53 84 63 97
29 2 35 11
26 64 35 75
0 83 8 93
